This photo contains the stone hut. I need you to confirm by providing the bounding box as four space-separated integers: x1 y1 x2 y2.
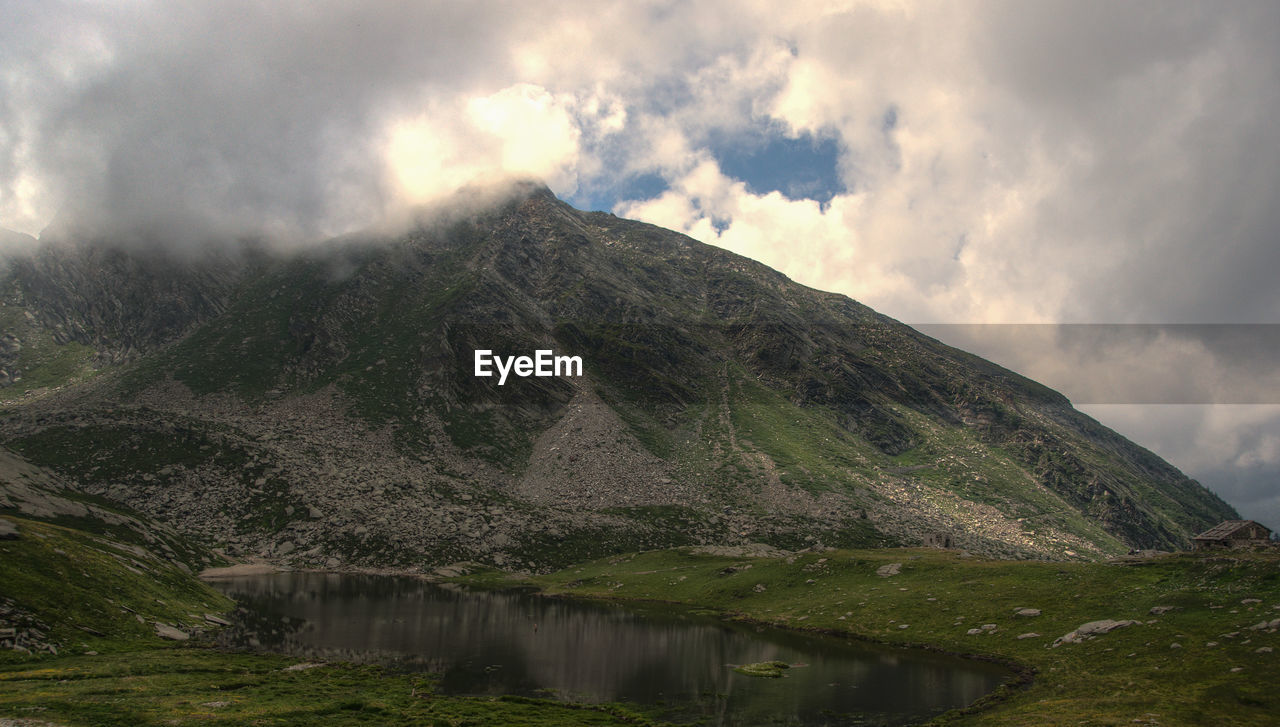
922 531 955 549
1192 520 1273 550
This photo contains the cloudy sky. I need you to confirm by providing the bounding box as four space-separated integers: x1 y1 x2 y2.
2 0 1278 530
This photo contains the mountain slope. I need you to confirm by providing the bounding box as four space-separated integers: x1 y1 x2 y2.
0 183 1237 569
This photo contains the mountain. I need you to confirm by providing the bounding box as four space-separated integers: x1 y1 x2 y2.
0 182 1237 570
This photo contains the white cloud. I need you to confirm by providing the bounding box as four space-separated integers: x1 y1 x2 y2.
467 84 582 196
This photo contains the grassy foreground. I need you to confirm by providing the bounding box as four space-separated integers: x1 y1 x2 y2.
525 547 1280 726
2 523 1278 725
0 650 665 726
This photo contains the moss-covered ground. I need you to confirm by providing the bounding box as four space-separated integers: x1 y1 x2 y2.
529 547 1280 726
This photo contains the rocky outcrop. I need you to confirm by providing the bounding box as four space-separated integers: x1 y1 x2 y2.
1 238 246 364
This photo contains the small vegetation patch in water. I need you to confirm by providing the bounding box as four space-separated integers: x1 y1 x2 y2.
733 660 791 678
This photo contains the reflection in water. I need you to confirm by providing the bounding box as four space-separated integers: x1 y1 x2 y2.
210 572 1009 726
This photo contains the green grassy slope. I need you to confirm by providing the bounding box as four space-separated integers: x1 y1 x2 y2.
0 517 232 662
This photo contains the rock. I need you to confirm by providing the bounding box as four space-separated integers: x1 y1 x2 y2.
0 517 18 539
153 622 188 641
1247 621 1270 631
753 583 767 593
203 613 231 626
1256 647 1273 654
967 628 983 635
1014 608 1041 617
876 563 902 577
981 623 998 631
1170 643 1182 649
1052 619 1139 647
1230 667 1245 673
1242 598 1262 604
276 540 295 556
1149 606 1176 615
1017 632 1040 640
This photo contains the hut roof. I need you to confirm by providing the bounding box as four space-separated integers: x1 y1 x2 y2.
1193 520 1271 540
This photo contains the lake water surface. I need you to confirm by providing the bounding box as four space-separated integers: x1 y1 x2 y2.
209 572 1010 726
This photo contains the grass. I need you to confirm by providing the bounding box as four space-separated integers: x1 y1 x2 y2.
732 660 790 678
5 512 1278 725
0 650 670 726
0 518 233 661
527 546 1280 726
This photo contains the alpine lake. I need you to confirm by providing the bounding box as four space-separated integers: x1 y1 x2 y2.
208 571 1012 726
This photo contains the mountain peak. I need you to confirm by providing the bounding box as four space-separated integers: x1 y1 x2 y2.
0 197 1237 569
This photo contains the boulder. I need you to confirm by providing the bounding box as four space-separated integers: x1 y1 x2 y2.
876 563 902 577
153 622 189 641
1014 608 1041 617
1052 619 1139 647
0 517 18 539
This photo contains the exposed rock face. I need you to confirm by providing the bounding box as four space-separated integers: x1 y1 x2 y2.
0 184 1239 570
2 237 246 363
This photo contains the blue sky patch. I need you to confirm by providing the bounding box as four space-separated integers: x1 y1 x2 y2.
710 126 844 205
569 172 670 213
